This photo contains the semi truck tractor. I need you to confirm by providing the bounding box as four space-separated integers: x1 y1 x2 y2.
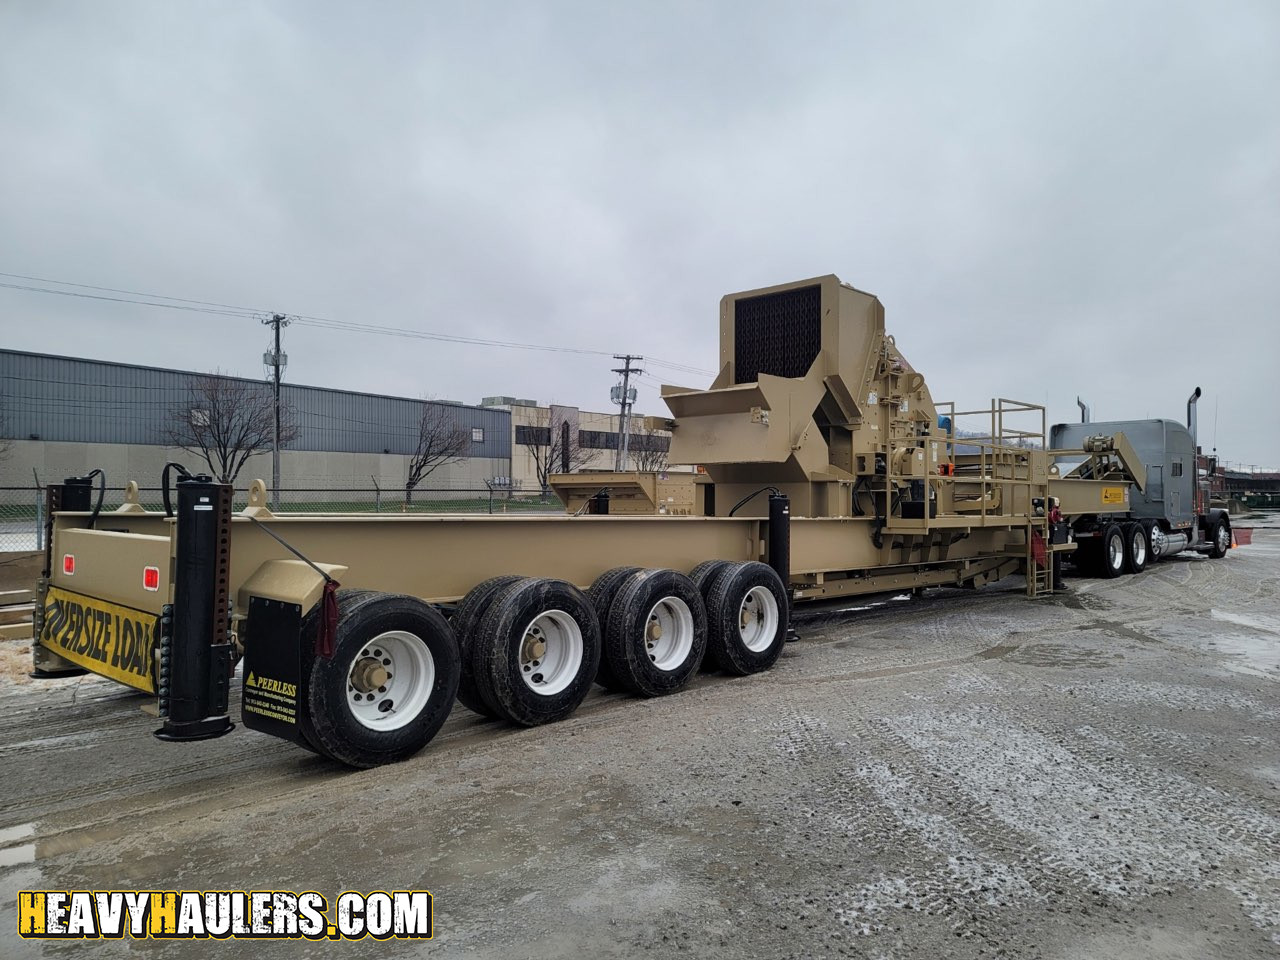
1049 388 1232 577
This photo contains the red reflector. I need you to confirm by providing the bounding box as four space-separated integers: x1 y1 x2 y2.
63 555 75 575
143 566 160 591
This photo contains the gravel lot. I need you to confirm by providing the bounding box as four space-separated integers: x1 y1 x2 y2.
0 524 1277 959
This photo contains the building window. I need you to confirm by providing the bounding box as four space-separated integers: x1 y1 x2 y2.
579 430 620 450
1171 460 1183 478
576 430 671 452
630 432 671 453
515 425 550 446
471 427 484 443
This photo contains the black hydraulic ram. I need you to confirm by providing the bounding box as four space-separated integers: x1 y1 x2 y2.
767 490 790 591
155 476 236 742
768 491 798 642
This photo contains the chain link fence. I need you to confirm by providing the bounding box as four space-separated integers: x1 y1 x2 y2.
0 483 562 553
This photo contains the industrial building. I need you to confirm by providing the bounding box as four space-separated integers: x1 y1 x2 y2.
0 350 670 496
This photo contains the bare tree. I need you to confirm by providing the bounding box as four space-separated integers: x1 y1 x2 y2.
405 402 471 503
164 373 296 484
520 407 599 499
626 425 671 472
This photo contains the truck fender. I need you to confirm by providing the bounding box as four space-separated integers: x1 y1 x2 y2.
236 559 350 615
1201 507 1231 531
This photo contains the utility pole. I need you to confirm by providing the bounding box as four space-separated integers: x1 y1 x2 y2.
262 313 291 508
611 354 643 471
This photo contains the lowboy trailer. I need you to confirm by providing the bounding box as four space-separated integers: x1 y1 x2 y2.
29 275 1232 767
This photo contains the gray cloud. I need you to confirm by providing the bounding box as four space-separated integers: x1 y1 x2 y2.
2 0 1277 464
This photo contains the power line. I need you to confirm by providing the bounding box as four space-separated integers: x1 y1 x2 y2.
0 270 715 376
0 271 263 314
0 281 257 319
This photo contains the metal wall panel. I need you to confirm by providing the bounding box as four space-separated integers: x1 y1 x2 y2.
0 350 510 457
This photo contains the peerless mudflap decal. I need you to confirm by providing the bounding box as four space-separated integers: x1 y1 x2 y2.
41 586 157 693
240 596 307 745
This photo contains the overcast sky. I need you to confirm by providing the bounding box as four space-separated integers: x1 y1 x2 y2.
2 1 1277 466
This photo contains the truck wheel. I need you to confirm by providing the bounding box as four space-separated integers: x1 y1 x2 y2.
306 593 461 768
475 579 601 726
1143 520 1163 563
587 567 643 690
1100 522 1126 578
689 560 732 672
298 588 380 758
704 561 789 676
451 576 526 717
1207 517 1231 559
604 569 707 697
1124 522 1148 574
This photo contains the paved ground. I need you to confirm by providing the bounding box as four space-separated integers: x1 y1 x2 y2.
0 524 1277 959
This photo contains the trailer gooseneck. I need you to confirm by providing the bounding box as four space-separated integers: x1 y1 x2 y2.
30 274 1233 768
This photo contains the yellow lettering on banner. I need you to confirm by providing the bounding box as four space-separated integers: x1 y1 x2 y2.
149 893 178 937
18 892 46 936
40 587 157 693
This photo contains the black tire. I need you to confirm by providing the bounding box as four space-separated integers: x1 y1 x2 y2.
688 559 733 599
474 578 601 726
1207 517 1231 559
587 566 643 690
297 588 380 758
1099 522 1126 578
1141 519 1162 564
604 569 707 697
305 593 461 768
1124 522 1148 574
704 561 789 676
450 575 527 717
689 560 733 671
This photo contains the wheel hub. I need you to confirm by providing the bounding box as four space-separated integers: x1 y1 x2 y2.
521 631 547 663
646 618 664 643
350 657 389 693
517 610 584 696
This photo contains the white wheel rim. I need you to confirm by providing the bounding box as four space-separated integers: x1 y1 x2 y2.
518 609 583 696
1132 530 1147 566
644 596 695 671
1216 525 1230 551
1150 526 1166 558
738 586 780 653
1108 533 1125 570
345 630 435 731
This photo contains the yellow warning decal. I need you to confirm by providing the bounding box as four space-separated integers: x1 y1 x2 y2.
40 587 156 693
1101 486 1127 505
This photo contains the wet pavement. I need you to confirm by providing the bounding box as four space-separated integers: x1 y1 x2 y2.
0 527 1277 958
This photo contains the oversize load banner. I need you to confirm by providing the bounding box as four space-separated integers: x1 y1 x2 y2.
40 586 157 692
18 890 432 941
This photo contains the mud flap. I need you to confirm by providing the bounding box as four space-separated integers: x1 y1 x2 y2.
241 596 309 746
